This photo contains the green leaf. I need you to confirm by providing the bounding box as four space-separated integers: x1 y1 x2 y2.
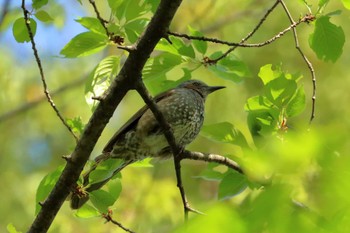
309 16 345 62
34 10 53 23
286 85 306 117
201 122 248 147
188 26 207 55
143 53 182 81
88 159 124 185
90 189 117 212
195 163 226 181
258 64 282 85
75 204 100 218
124 18 148 43
129 158 153 167
66 117 85 136
341 0 350 9
85 56 120 111
218 172 247 200
75 17 106 35
208 52 250 83
156 36 195 58
12 18 37 43
35 166 64 214
264 76 297 106
33 0 48 9
105 178 122 201
7 223 21 233
60 31 108 58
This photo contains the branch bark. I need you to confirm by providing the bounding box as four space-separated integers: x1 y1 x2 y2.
27 0 183 232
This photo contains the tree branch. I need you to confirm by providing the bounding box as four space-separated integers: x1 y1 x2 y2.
27 0 183 232
180 150 243 174
21 0 79 142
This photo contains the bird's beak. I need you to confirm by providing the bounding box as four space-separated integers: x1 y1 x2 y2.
208 85 226 93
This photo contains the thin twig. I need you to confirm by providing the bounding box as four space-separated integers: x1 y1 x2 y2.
212 0 280 62
21 0 78 142
103 210 135 233
279 0 316 123
88 0 124 45
88 0 109 35
169 17 306 48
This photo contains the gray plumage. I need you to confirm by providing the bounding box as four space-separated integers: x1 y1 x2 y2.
70 79 225 209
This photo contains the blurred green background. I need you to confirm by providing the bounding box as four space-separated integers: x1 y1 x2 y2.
1 0 350 232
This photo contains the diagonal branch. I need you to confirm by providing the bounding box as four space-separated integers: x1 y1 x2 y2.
27 0 183 232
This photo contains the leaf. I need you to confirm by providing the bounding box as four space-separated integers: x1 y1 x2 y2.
201 122 248 147
124 18 148 43
75 204 100 218
129 158 153 167
60 31 108 58
85 56 120 111
7 223 21 233
12 18 37 43
309 16 345 62
88 159 124 185
35 166 64 214
143 53 182 81
90 189 117 212
33 0 48 9
75 17 106 35
34 10 53 23
218 172 247 200
286 85 306 117
341 0 350 9
156 36 195 58
66 117 85 136
208 52 250 83
195 163 226 181
188 26 207 55
258 64 282 85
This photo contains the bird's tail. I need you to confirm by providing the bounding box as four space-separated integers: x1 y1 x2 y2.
70 155 134 209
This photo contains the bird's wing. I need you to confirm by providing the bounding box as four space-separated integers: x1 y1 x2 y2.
102 89 175 153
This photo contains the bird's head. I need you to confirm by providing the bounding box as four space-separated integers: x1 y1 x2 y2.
178 79 225 98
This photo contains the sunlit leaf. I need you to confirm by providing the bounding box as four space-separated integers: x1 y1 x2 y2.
60 32 108 58
341 0 350 9
34 10 53 23
75 204 100 218
12 18 37 43
6 223 21 233
85 56 120 111
309 16 345 62
75 17 106 35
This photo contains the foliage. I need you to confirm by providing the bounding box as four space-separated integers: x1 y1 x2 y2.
2 0 350 232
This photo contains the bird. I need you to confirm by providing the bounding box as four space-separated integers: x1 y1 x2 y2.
70 79 225 209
